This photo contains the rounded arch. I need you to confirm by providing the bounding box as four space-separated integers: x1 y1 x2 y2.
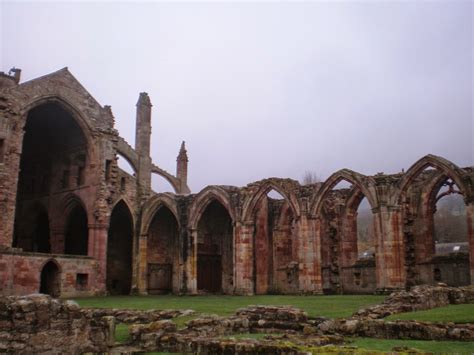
141 193 180 235
188 186 235 229
310 169 376 217
116 152 137 175
151 169 181 194
20 95 95 159
397 155 470 204
241 180 301 223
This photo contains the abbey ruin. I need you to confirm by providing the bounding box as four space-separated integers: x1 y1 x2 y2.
0 68 472 297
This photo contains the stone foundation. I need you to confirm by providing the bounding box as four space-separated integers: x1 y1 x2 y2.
0 294 113 354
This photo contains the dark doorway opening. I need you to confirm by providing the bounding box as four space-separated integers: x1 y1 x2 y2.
107 201 133 295
39 260 60 297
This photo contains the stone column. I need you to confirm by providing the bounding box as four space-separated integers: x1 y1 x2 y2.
373 205 406 293
234 221 255 295
466 202 474 284
88 223 108 295
297 216 322 294
136 234 148 295
340 210 358 267
186 228 198 294
0 118 22 248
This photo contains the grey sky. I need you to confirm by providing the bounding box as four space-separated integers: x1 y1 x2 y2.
1 1 472 193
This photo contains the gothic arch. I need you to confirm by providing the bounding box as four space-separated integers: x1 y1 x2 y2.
141 193 180 235
396 155 470 204
241 179 301 223
310 169 376 217
109 198 136 228
188 186 235 229
20 95 95 160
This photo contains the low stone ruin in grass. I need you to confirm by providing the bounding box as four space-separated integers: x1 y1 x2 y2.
1 284 473 354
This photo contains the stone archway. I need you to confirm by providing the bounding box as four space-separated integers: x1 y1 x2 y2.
64 204 88 255
39 260 61 297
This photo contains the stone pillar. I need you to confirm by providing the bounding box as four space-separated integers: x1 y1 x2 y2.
466 202 474 285
135 93 152 201
341 210 358 267
176 141 190 194
136 234 148 295
373 206 406 293
297 216 322 293
0 117 22 248
186 228 198 294
234 222 255 295
88 224 108 294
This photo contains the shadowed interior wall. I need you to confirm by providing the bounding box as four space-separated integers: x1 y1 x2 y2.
107 201 133 294
64 205 88 255
13 103 88 255
147 206 179 293
197 200 233 294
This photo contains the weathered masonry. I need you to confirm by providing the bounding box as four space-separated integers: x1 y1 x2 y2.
0 68 473 297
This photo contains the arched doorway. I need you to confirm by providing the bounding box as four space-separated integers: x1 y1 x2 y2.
13 102 88 254
64 204 88 255
147 206 179 294
197 200 233 294
39 260 61 297
107 201 133 294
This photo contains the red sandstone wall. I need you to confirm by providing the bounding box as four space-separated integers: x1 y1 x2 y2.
0 252 99 297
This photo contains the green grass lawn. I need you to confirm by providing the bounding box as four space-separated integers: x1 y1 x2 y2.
74 294 384 318
350 337 474 354
385 304 474 323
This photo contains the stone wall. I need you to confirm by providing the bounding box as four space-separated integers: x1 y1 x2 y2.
0 252 99 297
352 284 474 319
0 294 113 354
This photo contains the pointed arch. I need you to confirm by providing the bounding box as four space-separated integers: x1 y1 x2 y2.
397 155 470 204
20 95 95 159
241 180 301 223
110 198 136 228
310 169 376 217
141 193 180 235
188 186 235 229
62 194 88 256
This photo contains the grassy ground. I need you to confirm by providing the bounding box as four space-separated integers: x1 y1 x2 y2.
349 337 474 353
385 303 474 323
77 295 474 353
74 294 384 318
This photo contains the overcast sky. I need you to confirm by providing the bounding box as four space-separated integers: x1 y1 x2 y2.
1 1 472 193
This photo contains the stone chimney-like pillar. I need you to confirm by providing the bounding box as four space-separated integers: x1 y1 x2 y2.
135 93 152 200
176 141 188 193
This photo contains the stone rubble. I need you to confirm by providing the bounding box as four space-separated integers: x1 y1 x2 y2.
1 284 474 354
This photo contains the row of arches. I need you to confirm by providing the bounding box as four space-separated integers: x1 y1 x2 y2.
30 160 471 298
8 98 472 296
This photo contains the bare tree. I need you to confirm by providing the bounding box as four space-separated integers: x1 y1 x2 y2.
302 171 321 185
